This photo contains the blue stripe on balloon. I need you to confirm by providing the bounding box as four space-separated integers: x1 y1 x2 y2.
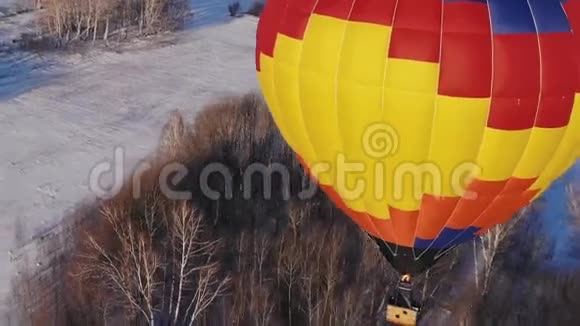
488 0 571 34
414 226 481 249
445 0 487 3
488 0 537 34
528 0 571 32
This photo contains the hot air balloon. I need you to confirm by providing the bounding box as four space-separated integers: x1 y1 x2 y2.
255 0 580 323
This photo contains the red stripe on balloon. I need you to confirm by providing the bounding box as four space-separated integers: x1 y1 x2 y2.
313 0 355 21
534 33 576 128
415 195 460 240
255 0 289 70
311 0 397 26
438 1 492 97
278 0 318 40
388 0 442 63
349 0 397 26
487 34 540 130
563 0 580 92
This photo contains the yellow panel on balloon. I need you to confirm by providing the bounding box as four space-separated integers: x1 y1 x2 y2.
336 21 392 219
299 14 347 189
512 127 566 179
273 33 301 66
273 35 318 166
257 54 290 147
337 21 392 85
532 93 580 193
426 95 490 197
300 14 346 74
382 59 439 211
475 128 531 181
385 58 440 93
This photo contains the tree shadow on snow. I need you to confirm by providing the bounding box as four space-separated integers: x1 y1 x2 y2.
0 48 63 101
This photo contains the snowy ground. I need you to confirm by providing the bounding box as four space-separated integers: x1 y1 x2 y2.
0 14 259 316
0 0 35 19
189 0 261 28
0 10 37 47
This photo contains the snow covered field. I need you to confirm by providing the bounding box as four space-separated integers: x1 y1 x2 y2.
0 0 35 18
0 12 259 316
0 0 17 8
190 0 261 27
0 0 20 12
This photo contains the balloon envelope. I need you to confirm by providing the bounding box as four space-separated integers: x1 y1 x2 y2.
255 0 580 274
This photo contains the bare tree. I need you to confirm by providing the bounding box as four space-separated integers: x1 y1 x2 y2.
475 208 527 293
279 234 301 326
79 205 161 325
184 262 230 325
567 183 579 219
40 0 189 45
165 201 229 325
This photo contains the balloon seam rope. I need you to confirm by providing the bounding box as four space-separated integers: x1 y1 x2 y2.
433 243 458 261
413 0 446 262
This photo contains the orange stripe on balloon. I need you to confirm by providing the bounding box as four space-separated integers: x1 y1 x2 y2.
474 189 539 233
367 216 398 247
464 195 516 233
415 195 460 240
445 178 537 229
444 179 507 229
503 177 537 193
445 195 496 230
367 217 398 246
438 1 492 98
388 0 442 63
447 177 535 236
387 207 419 248
465 178 509 197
